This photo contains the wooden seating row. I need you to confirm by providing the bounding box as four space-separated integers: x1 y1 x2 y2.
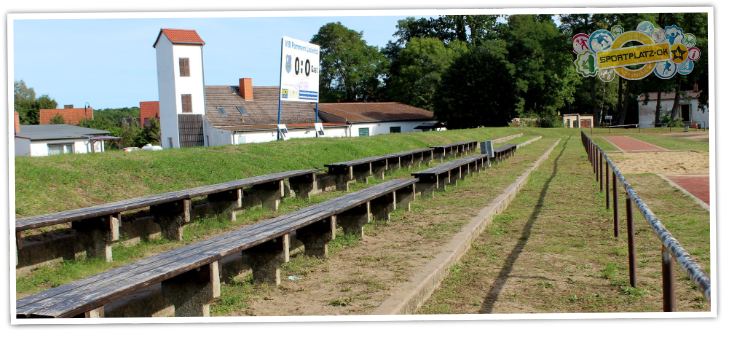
16 178 417 318
431 140 478 161
324 148 434 190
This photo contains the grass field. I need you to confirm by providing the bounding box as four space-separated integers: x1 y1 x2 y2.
13 127 711 316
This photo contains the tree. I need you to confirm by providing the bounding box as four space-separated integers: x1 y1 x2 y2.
134 118 161 146
49 113 65 124
311 22 387 102
386 37 469 110
433 47 520 128
13 80 58 125
119 120 141 148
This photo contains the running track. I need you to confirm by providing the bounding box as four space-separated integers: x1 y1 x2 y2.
603 136 667 151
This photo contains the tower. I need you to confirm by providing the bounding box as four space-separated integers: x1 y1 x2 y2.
153 28 206 148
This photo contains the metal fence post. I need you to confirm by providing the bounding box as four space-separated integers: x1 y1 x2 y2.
613 168 619 238
662 245 677 312
599 153 603 190
626 193 637 287
606 160 610 209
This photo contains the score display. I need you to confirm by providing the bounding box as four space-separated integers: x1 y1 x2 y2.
280 36 320 102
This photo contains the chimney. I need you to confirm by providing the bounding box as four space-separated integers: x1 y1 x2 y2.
14 111 20 133
239 78 253 100
64 104 74 109
694 83 699 91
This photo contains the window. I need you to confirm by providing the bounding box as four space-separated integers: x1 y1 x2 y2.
389 126 401 133
216 107 228 115
236 106 249 116
48 143 73 155
359 127 369 136
179 58 190 77
181 94 192 113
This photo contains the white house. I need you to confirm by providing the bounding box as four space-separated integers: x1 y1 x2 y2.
14 124 113 157
637 85 709 128
154 28 440 148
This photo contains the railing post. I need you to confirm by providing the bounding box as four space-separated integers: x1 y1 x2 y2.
606 159 610 209
599 152 603 190
662 246 677 312
626 193 636 287
613 168 619 238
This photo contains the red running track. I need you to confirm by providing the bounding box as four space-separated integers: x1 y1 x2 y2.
664 174 710 205
603 136 667 151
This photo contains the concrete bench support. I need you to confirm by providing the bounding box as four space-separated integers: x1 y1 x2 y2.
434 148 446 162
449 168 460 186
422 150 434 165
151 199 191 241
461 164 471 180
328 166 354 191
415 175 438 198
372 160 388 180
298 216 336 258
72 214 120 261
251 180 284 211
371 192 396 222
208 189 242 221
73 306 104 318
289 173 318 200
401 155 414 169
386 157 401 173
161 261 220 317
438 173 450 191
395 184 415 211
242 235 289 285
352 164 373 184
338 203 370 237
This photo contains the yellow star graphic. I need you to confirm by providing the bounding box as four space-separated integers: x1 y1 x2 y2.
672 45 686 61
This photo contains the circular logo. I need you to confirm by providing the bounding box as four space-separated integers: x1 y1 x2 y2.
611 25 624 37
573 33 590 54
598 68 616 82
651 28 666 43
610 31 656 80
574 51 598 77
665 25 685 45
684 33 697 48
688 47 701 61
670 43 689 64
589 30 614 53
677 60 694 75
636 21 655 35
654 60 677 79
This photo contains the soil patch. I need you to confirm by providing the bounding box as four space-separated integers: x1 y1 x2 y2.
661 131 709 143
609 151 709 174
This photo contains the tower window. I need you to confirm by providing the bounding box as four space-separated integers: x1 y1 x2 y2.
179 58 190 77
181 94 192 113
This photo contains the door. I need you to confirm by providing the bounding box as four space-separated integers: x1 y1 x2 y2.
580 119 592 128
681 104 690 122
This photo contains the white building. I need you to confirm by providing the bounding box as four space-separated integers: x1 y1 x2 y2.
637 86 709 128
154 29 439 148
14 124 112 157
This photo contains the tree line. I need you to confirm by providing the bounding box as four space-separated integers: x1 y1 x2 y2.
13 80 160 149
311 13 709 128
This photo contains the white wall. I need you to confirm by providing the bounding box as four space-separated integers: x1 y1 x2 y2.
28 138 102 157
204 120 233 147
233 126 348 144
156 34 206 148
638 98 710 129
349 121 434 136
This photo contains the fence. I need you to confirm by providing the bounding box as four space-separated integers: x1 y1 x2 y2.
580 130 710 311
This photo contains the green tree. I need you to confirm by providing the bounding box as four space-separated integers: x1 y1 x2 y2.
134 118 161 146
433 47 520 128
13 80 58 125
49 113 65 124
386 37 469 110
311 22 387 102
119 120 141 148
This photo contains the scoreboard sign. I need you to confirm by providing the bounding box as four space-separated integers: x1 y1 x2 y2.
280 36 320 102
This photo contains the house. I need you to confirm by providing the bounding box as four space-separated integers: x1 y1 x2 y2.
140 101 160 127
562 114 593 128
637 84 708 128
14 114 119 157
39 104 93 125
153 28 440 148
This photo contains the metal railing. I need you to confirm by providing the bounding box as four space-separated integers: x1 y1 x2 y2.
580 130 710 311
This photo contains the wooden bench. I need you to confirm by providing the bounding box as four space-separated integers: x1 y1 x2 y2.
15 169 322 262
411 153 488 197
491 143 517 165
431 140 478 162
16 178 417 318
324 148 433 191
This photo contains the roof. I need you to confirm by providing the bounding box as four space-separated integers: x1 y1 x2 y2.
317 102 434 123
153 29 205 48
17 125 111 141
638 90 701 101
204 86 319 127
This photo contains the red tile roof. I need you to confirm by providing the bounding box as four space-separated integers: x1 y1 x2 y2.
317 102 434 123
153 29 205 48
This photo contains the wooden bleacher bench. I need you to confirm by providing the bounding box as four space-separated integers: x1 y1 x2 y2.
492 143 517 163
16 178 417 318
430 140 478 161
411 153 488 197
324 148 433 190
15 169 322 262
